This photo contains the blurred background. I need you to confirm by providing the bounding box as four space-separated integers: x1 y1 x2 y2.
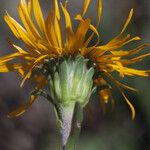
0 0 150 150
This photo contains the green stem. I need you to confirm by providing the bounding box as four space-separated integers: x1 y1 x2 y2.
65 103 83 150
55 102 83 150
60 102 75 148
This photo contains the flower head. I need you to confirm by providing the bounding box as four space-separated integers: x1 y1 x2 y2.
1 0 149 119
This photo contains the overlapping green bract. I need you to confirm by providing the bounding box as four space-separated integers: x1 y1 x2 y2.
48 55 94 107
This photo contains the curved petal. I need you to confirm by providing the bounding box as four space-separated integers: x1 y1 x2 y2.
19 0 41 39
120 9 133 34
0 53 23 64
4 14 38 48
8 95 37 118
82 0 90 17
54 0 63 48
60 3 75 52
8 75 47 118
20 54 49 87
32 0 46 34
0 63 27 72
103 71 135 120
97 0 102 26
46 10 58 47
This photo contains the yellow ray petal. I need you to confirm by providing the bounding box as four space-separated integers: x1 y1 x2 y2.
32 0 46 33
4 14 38 48
100 8 134 50
20 0 41 39
97 0 102 26
111 44 150 57
107 34 131 46
0 53 22 64
21 54 49 87
7 73 47 118
27 0 32 16
54 0 60 19
46 10 58 47
18 5 36 41
99 91 106 113
125 44 150 56
121 90 135 120
13 44 29 54
103 71 135 119
99 88 114 113
76 0 101 49
116 81 138 92
82 0 90 17
121 36 141 46
89 24 99 37
8 72 46 118
12 44 37 61
7 36 40 57
82 33 99 50
75 18 91 51
60 3 73 34
54 0 63 48
18 68 26 77
74 14 100 50
60 2 74 52
120 9 133 34
0 63 26 72
108 64 150 77
99 89 111 104
64 0 69 8
8 95 37 118
128 53 150 63
75 14 99 37
4 15 20 38
82 24 100 50
97 35 141 51
124 68 150 77
33 54 49 65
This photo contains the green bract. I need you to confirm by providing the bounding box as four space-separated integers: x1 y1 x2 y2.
48 55 94 107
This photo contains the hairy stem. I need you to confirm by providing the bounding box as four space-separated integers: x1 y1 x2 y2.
65 103 83 150
60 103 75 147
55 102 83 150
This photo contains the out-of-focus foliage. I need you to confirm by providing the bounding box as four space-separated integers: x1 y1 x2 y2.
0 0 149 150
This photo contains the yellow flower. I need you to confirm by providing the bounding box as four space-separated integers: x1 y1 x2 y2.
1 0 149 119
